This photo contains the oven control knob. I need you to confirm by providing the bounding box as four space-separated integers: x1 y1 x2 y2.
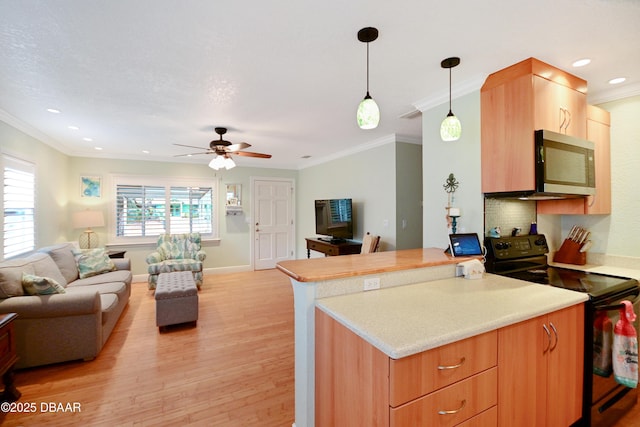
495 242 509 250
534 237 547 246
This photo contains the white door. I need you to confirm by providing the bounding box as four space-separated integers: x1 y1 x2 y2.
252 178 294 270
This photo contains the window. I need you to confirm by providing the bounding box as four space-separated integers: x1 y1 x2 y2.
2 155 35 259
114 176 216 240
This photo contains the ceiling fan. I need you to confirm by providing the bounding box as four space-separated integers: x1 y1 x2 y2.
174 127 272 170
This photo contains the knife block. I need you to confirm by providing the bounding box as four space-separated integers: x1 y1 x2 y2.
553 239 587 265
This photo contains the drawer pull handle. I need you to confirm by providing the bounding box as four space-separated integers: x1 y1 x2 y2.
438 399 466 415
437 357 465 370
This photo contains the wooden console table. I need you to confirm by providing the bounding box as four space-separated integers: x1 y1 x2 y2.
0 313 20 402
305 238 362 258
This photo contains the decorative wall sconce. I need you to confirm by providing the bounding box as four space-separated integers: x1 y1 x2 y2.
440 57 462 141
443 173 461 233
356 27 380 130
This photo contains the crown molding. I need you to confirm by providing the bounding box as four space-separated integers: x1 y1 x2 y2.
587 82 640 105
412 75 485 113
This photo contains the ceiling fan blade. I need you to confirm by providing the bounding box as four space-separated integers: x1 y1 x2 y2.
226 142 251 152
174 151 212 157
232 151 272 159
174 143 209 150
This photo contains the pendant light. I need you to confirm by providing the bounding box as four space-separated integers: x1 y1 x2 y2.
440 57 462 141
356 27 380 130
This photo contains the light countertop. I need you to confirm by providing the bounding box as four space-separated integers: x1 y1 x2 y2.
316 273 588 359
277 248 480 282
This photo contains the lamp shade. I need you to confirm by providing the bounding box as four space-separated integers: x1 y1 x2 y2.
357 94 380 129
72 210 105 230
440 113 462 141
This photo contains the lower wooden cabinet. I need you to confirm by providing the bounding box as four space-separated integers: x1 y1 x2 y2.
498 304 584 426
315 303 584 427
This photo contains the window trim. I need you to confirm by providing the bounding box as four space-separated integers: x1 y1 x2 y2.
109 174 219 244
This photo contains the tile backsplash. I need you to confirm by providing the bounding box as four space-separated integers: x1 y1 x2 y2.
484 198 537 237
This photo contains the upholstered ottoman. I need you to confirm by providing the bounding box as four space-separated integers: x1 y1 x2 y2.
155 271 198 329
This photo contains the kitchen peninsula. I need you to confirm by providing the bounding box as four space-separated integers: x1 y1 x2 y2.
277 248 588 427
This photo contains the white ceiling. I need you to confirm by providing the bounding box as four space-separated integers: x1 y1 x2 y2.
1 0 639 170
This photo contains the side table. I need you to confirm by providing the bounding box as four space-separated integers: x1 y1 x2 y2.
106 250 127 259
0 313 20 402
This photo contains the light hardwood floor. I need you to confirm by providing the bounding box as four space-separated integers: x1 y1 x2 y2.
3 269 640 426
2 270 295 427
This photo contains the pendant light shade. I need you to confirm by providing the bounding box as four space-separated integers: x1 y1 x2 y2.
357 27 379 130
440 57 461 141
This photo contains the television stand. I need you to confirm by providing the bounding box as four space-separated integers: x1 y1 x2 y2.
305 238 362 259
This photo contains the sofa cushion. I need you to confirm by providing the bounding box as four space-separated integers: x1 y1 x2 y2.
66 281 126 297
28 253 68 287
0 259 36 298
21 273 66 295
68 269 132 287
39 243 79 284
147 259 202 275
72 248 117 279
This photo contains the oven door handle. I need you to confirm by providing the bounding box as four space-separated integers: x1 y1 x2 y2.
594 292 640 312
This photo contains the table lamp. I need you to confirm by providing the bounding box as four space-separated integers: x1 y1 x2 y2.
72 210 105 249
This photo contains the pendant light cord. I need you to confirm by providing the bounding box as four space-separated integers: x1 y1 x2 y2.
366 42 370 95
448 67 452 114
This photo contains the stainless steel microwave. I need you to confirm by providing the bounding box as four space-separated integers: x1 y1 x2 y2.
534 129 596 198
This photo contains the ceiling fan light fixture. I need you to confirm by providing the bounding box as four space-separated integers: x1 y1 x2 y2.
357 27 379 130
223 156 236 170
440 57 461 142
209 154 226 170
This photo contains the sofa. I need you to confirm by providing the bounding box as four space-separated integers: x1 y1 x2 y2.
0 243 132 369
146 233 206 289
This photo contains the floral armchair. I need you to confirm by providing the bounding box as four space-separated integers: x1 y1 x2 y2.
145 233 206 289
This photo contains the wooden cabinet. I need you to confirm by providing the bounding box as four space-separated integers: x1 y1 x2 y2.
497 304 584 427
315 308 498 426
481 57 588 194
537 105 612 215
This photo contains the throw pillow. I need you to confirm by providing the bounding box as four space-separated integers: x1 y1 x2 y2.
22 273 66 295
72 248 117 279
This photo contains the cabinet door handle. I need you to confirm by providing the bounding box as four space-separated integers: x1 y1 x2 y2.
438 399 466 415
564 109 572 132
437 357 466 370
543 324 552 352
549 322 559 351
559 107 567 133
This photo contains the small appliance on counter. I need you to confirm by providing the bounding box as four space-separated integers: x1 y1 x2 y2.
485 233 640 426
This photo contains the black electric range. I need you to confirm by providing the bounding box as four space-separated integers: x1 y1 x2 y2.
484 234 638 302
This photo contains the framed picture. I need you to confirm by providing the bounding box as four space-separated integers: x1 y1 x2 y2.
80 175 102 198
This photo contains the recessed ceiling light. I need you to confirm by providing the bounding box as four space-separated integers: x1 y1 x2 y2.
83 137 93 142
609 77 626 85
572 58 591 67
142 150 150 154
68 125 79 130
94 147 103 151
46 108 61 114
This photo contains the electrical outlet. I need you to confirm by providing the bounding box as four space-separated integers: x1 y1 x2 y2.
364 277 381 291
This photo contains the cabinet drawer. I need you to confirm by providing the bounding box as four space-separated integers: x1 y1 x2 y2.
390 331 497 407
456 406 497 427
390 367 497 427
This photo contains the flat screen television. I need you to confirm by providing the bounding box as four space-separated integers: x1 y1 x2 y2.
315 199 353 241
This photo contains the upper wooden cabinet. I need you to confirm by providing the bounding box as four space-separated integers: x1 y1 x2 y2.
481 57 588 193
